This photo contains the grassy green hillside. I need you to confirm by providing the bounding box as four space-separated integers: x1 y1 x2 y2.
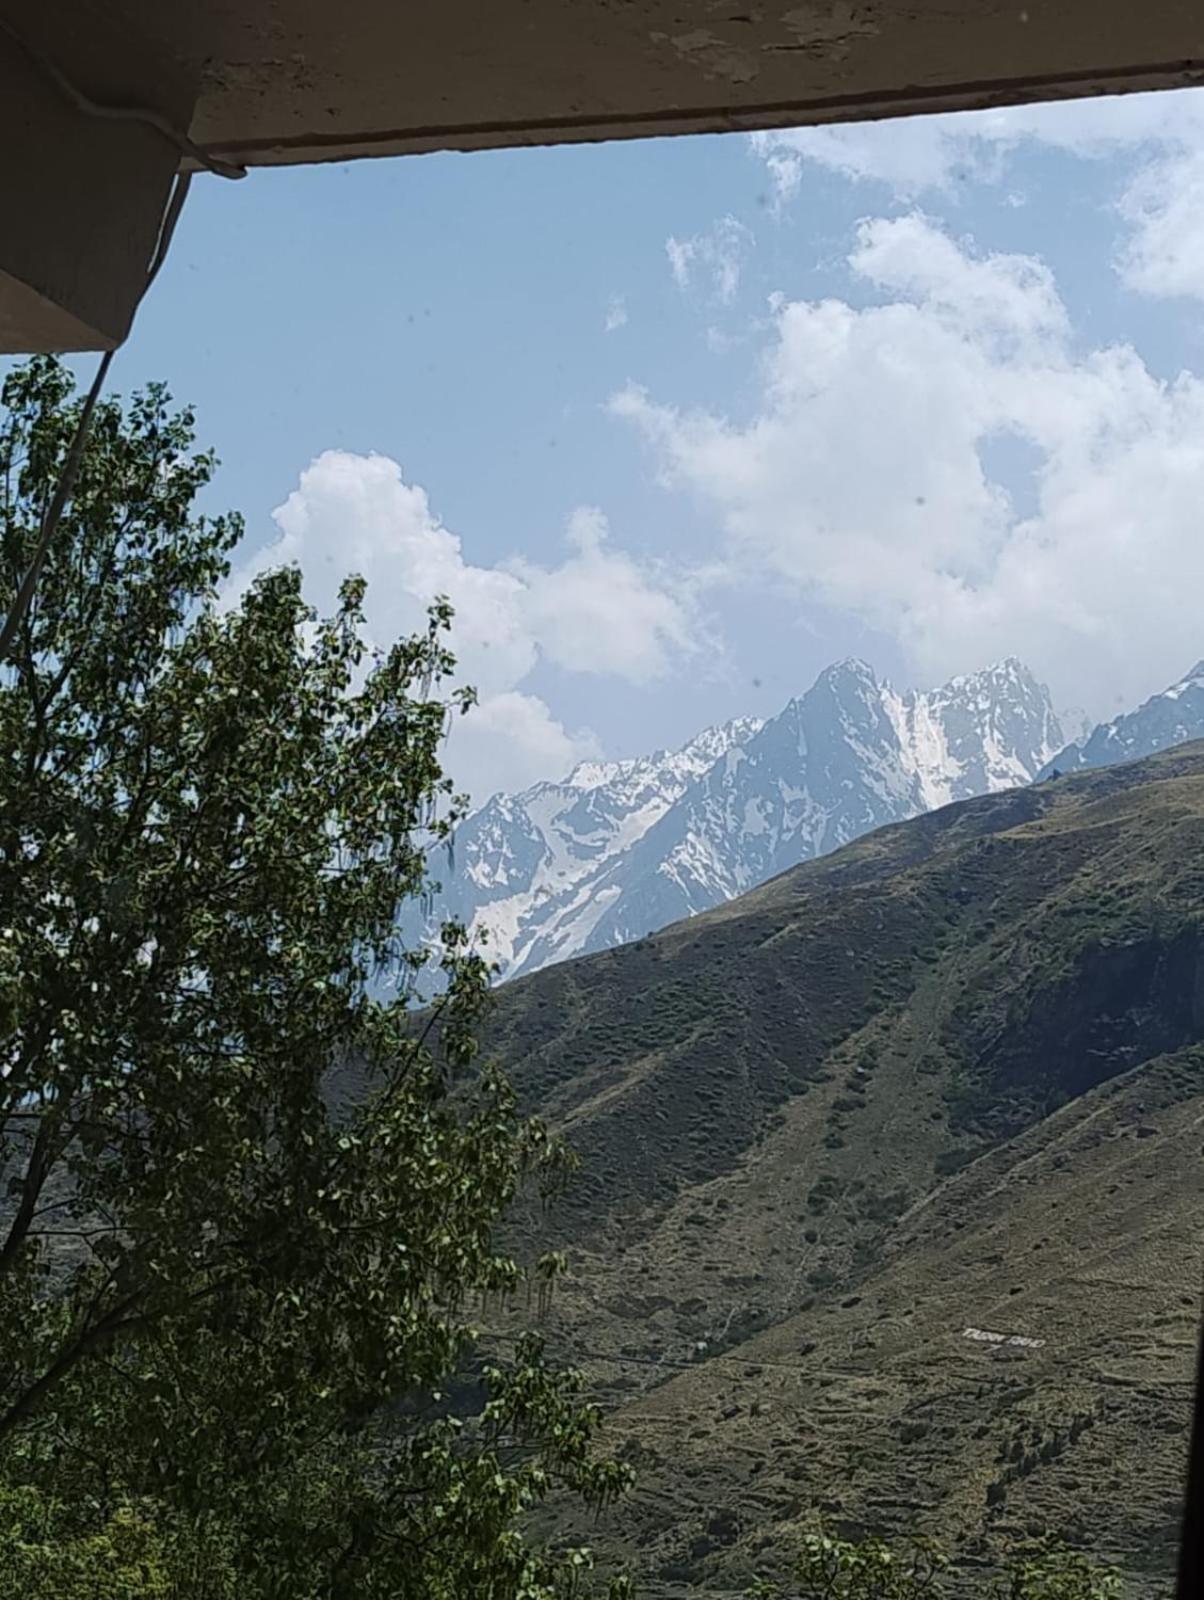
481 744 1204 1596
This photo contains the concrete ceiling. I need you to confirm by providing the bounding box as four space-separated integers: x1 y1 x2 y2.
187 0 1204 164
12 0 1204 165
2 1 1203 349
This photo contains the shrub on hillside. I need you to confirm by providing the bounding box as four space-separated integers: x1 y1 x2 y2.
748 1525 1120 1600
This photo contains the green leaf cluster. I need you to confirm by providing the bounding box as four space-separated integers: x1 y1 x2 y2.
0 358 630 1597
0 1483 199 1600
750 1525 1120 1600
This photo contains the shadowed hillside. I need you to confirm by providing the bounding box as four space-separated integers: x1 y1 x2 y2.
478 744 1204 1596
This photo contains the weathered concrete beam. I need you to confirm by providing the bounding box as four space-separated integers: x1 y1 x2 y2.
0 32 186 352
4 1 1204 354
185 0 1204 168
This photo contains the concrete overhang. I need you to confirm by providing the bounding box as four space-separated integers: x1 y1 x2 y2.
3 1 1204 350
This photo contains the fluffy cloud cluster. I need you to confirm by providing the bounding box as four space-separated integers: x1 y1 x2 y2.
1118 146 1204 298
752 88 1204 302
227 453 697 800
615 214 1204 719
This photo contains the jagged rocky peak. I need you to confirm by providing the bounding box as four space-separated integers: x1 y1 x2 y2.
414 655 1073 985
893 657 1064 807
814 655 879 689
1038 659 1204 780
563 715 762 800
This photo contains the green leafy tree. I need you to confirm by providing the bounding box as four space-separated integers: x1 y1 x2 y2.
0 1482 216 1600
0 357 631 1597
750 1527 947 1600
994 1545 1120 1600
750 1526 1120 1600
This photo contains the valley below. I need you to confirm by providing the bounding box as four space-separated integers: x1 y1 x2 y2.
473 744 1204 1595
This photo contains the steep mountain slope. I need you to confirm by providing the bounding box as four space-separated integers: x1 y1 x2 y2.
480 746 1204 1596
1039 661 1204 779
430 658 1062 982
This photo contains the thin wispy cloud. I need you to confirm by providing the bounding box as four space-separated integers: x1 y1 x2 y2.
604 295 628 332
666 216 754 305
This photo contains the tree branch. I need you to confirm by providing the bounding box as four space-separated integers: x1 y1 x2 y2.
0 1287 149 1443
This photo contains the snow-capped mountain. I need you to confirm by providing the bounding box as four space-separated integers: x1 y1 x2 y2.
1038 661 1204 780
420 658 1063 983
419 717 763 979
570 656 1064 952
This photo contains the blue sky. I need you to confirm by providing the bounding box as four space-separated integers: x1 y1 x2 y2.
52 88 1204 800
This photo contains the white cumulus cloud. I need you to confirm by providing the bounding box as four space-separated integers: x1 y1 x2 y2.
752 88 1204 303
512 506 697 683
1117 147 1204 300
227 451 697 801
614 214 1204 720
440 691 603 801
